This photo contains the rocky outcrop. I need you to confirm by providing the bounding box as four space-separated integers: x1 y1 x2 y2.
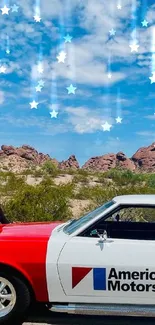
131 142 155 171
1 145 16 155
59 155 79 170
82 154 116 171
82 152 136 172
1 142 155 173
82 143 155 172
116 152 136 171
0 144 58 172
0 144 54 164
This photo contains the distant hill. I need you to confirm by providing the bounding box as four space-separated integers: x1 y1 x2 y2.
0 142 155 173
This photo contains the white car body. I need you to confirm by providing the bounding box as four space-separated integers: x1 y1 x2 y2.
45 195 155 316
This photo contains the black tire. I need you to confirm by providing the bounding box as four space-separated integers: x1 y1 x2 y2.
0 271 31 325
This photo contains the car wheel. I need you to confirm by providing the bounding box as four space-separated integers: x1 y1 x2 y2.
0 272 31 325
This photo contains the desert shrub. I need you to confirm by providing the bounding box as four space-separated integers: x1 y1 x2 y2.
62 169 77 175
117 184 155 195
0 171 11 181
39 176 55 187
4 182 73 222
75 182 155 206
20 168 34 176
2 174 27 195
97 173 107 183
42 161 59 176
77 169 89 176
104 168 143 186
75 185 118 205
146 174 155 188
73 174 89 184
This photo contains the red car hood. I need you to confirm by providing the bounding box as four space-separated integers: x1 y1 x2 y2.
0 221 62 240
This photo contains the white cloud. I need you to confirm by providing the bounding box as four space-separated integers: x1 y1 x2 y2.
0 91 5 104
0 0 153 88
0 0 154 119
146 5 155 24
65 106 114 133
137 131 155 136
144 114 155 120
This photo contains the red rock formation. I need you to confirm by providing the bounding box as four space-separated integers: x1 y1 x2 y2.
1 142 155 173
0 144 59 172
82 154 116 171
116 152 136 171
82 152 136 172
59 155 79 170
131 142 155 171
1 145 16 155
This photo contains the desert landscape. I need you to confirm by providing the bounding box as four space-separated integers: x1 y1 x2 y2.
0 142 155 222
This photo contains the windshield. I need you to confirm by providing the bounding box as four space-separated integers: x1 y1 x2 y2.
64 200 115 235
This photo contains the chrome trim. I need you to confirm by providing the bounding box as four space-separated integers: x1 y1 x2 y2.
0 277 16 318
50 303 155 317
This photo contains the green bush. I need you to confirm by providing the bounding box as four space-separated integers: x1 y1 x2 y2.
73 174 89 184
39 176 55 187
2 174 27 195
4 182 73 222
104 168 143 186
75 185 118 205
42 161 59 176
75 182 155 206
146 174 155 188
2 167 155 223
20 169 34 176
77 169 89 176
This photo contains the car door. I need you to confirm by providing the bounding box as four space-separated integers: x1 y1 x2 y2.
57 229 155 305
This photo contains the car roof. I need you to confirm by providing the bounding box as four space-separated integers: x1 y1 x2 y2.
113 194 155 205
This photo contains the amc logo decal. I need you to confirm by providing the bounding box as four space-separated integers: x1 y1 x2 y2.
72 267 106 290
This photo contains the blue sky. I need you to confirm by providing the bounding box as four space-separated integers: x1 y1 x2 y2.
0 0 155 166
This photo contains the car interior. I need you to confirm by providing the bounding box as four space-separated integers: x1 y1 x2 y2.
0 206 10 224
79 205 155 241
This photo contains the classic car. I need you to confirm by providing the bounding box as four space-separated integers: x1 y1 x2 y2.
1 194 155 324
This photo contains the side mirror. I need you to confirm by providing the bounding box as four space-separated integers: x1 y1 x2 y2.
90 229 107 242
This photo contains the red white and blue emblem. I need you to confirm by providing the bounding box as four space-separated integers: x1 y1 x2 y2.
72 267 106 290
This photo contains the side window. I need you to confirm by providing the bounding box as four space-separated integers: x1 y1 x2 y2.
84 207 155 240
112 207 155 223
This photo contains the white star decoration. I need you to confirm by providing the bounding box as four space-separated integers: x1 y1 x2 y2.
1 5 10 15
50 110 58 118
117 4 122 9
56 51 66 63
149 73 155 84
11 4 19 12
37 63 44 74
0 66 6 73
102 122 112 131
29 100 39 109
66 84 77 94
129 43 139 52
108 73 112 79
109 29 116 36
6 49 10 54
38 79 45 87
35 85 42 92
141 20 148 27
64 34 73 43
116 116 122 123
34 15 41 22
